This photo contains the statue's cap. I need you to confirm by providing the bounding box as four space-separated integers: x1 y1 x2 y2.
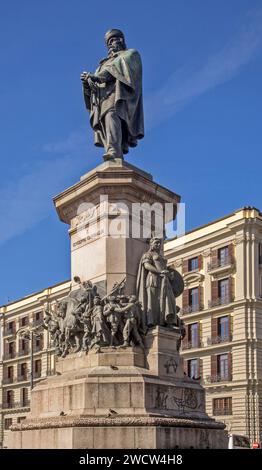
105 29 125 45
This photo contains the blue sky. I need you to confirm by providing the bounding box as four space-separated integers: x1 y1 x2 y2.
1 0 262 305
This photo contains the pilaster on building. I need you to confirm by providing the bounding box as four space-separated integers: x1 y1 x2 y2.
0 280 71 447
165 206 262 444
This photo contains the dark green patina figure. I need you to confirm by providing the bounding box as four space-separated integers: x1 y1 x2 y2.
81 29 144 160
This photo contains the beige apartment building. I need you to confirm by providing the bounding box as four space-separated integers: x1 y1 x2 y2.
165 206 262 444
0 280 70 447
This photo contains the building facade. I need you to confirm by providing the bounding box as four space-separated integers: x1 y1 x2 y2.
165 207 262 444
0 280 70 448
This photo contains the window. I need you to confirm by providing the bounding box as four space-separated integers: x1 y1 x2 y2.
8 341 15 357
4 418 12 430
189 288 199 311
34 359 41 377
188 323 199 348
21 317 28 327
20 363 27 379
188 359 199 379
218 316 229 340
6 390 14 407
21 388 28 406
218 246 229 266
7 366 14 380
7 321 15 333
213 397 232 416
218 278 229 302
259 243 262 265
35 336 42 351
218 354 229 380
189 257 198 272
17 417 26 423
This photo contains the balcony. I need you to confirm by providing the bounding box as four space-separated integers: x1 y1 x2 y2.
3 352 17 360
1 400 30 410
208 255 234 272
213 408 232 416
32 317 43 326
2 377 14 385
180 304 204 315
17 374 29 383
208 295 233 308
18 349 29 357
205 373 232 384
207 334 232 345
182 340 203 350
3 327 16 337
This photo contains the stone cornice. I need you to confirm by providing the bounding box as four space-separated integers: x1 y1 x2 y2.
10 415 225 431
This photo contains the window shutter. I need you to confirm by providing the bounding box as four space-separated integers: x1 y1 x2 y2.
211 317 218 339
182 259 188 274
198 358 203 379
211 249 218 266
228 352 232 380
228 243 234 262
211 280 218 301
182 324 189 345
198 321 202 347
228 315 232 340
199 286 203 309
182 289 189 308
230 277 235 301
211 355 217 377
198 255 203 270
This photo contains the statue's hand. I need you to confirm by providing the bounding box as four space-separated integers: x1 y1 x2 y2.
80 71 90 82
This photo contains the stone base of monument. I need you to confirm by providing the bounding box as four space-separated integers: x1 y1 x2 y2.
8 328 227 449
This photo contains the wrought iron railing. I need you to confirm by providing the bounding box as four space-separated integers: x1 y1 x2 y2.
208 255 234 271
1 400 30 410
208 295 232 308
207 334 232 345
182 340 203 350
3 328 16 337
213 408 232 416
205 373 232 384
3 352 17 360
180 304 204 315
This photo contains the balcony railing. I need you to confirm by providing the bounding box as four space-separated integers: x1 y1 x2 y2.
3 352 17 360
213 408 232 416
17 374 29 383
208 295 233 308
205 373 232 384
1 400 30 410
3 328 16 337
18 349 30 357
207 334 232 345
32 318 43 326
2 377 14 385
180 304 204 315
208 255 234 272
182 340 203 350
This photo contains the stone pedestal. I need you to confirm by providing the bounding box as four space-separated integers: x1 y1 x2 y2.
7 162 227 449
8 328 227 449
53 160 180 294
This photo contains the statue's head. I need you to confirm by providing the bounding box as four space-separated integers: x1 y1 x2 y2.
105 29 126 55
149 237 162 253
129 295 137 303
107 295 116 303
94 296 101 305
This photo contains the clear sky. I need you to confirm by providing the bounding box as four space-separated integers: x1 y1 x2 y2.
1 0 262 305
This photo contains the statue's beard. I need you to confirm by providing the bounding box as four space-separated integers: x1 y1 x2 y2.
108 44 123 55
